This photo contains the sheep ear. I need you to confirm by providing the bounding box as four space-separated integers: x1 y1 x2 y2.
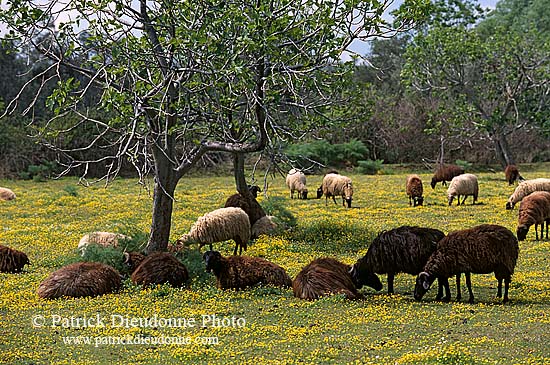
123 252 130 263
423 280 430 290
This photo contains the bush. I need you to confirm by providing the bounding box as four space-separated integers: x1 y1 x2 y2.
455 159 473 171
356 159 384 175
286 139 368 169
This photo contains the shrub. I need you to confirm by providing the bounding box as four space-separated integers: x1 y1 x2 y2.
286 139 368 169
356 159 384 175
260 196 297 228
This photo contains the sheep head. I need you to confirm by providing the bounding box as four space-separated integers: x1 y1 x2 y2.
123 251 145 273
343 183 353 208
203 250 223 273
316 186 323 199
430 178 437 189
447 194 455 206
505 201 514 210
349 262 382 291
417 196 424 206
301 189 308 200
414 271 435 301
516 225 529 241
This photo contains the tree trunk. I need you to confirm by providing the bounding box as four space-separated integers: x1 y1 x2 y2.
492 130 515 168
233 152 253 200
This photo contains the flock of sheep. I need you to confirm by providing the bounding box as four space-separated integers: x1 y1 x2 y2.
0 163 549 304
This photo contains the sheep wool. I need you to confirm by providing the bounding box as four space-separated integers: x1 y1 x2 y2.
504 165 524 185
506 178 550 210
37 262 122 299
224 193 266 226
517 191 550 241
286 168 308 199
321 173 354 208
447 173 478 206
203 250 292 290
430 164 465 189
406 174 424 207
176 207 251 255
78 231 131 255
293 258 363 300
251 215 279 239
131 252 189 288
0 244 30 273
414 224 518 304
0 187 16 201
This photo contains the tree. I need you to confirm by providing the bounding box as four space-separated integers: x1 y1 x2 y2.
402 24 549 167
0 0 428 252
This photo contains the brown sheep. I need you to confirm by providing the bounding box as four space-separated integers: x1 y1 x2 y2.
406 174 424 207
224 193 266 226
203 250 292 290
0 245 30 273
37 262 121 299
293 258 363 300
516 191 550 241
504 165 524 186
430 164 465 189
414 224 519 304
0 187 16 201
130 252 189 288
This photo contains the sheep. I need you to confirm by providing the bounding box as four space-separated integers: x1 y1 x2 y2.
37 262 122 299
349 226 446 297
406 174 424 207
430 164 465 189
320 173 354 208
293 257 367 300
172 207 251 255
129 252 189 288
286 168 308 199
203 250 292 290
504 165 524 186
506 178 550 210
516 191 550 241
123 251 146 273
251 215 279 239
224 193 266 226
447 173 479 206
78 231 132 255
414 224 519 304
0 245 30 273
0 187 16 201
247 185 262 198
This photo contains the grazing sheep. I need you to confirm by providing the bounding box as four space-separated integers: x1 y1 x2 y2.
406 174 424 207
78 231 131 255
516 191 550 241
0 245 30 273
251 215 279 239
447 173 479 206
506 178 550 210
130 252 189 288
350 226 445 296
504 165 524 186
37 262 121 299
203 250 292 290
430 164 465 189
286 168 308 199
321 173 354 208
293 257 367 300
172 207 251 255
414 224 519 304
0 187 16 201
224 193 266 226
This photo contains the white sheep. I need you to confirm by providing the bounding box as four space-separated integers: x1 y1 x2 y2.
286 168 308 199
506 178 550 210
321 173 354 208
173 207 251 255
0 187 16 201
447 173 478 206
251 215 279 239
78 231 132 255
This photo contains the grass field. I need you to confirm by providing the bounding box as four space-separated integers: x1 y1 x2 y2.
0 165 549 364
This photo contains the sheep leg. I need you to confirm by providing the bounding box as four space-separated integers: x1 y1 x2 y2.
457 195 461 206
435 279 443 300
332 196 337 205
465 273 474 304
503 277 511 304
456 273 462 301
535 223 539 240
461 195 468 205
441 277 451 302
409 196 412 206
387 273 394 294
496 278 502 298
546 219 549 239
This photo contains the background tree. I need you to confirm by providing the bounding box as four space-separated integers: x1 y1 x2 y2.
0 0 428 252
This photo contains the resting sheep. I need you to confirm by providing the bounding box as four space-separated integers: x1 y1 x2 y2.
516 191 550 241
406 174 424 207
247 185 261 198
350 226 445 296
506 178 550 210
172 207 251 255
447 173 479 206
78 231 132 255
126 252 189 288
286 168 308 199
251 215 279 239
430 164 465 189
293 257 366 300
203 250 292 290
320 173 354 208
0 187 16 201
37 262 121 299
414 224 519 304
224 193 266 226
0 245 30 273
504 165 524 186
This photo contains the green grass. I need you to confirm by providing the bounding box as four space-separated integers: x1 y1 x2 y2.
0 165 549 364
